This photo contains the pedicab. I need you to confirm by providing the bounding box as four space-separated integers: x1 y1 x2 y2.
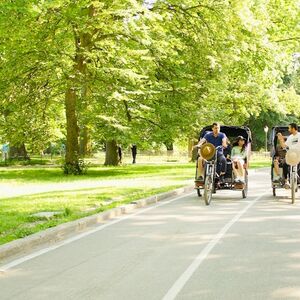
270 126 300 203
194 125 252 205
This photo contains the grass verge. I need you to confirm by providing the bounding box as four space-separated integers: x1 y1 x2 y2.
0 164 193 245
0 157 270 245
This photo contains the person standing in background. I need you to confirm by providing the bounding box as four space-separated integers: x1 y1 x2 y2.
131 144 137 164
118 145 123 164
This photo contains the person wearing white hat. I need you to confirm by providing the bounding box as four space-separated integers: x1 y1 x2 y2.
277 123 300 188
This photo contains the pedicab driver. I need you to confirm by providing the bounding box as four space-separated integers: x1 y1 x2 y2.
277 123 300 187
196 122 227 181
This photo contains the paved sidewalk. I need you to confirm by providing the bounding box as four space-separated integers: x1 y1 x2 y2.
0 177 191 199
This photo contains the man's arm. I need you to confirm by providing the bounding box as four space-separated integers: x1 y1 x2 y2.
277 133 287 149
222 137 227 148
197 138 206 147
221 133 227 148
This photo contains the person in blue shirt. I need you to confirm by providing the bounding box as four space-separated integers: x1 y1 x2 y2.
196 122 227 180
1 142 9 161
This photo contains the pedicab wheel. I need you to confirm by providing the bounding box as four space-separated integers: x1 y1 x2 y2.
272 187 276 197
242 173 248 199
212 185 216 194
197 188 202 197
291 172 296 204
204 176 213 205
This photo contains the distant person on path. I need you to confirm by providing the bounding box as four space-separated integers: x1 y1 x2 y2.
50 142 55 160
60 143 66 157
131 144 137 164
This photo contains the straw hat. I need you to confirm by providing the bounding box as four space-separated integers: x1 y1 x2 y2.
200 143 216 160
286 148 300 166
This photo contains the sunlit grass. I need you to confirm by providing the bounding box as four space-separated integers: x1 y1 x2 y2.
0 157 270 245
0 185 183 245
0 164 194 245
0 164 194 183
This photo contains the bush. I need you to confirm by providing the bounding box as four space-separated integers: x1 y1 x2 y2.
62 159 89 175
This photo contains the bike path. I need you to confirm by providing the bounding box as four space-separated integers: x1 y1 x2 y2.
1 169 300 299
176 181 300 299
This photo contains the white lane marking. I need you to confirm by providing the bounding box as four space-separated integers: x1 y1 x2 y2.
0 191 194 272
162 190 269 300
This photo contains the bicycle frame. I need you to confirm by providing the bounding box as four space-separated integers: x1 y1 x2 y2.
203 147 221 205
205 159 217 183
203 160 216 205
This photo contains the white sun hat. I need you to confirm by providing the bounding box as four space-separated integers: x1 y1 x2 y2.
286 148 300 166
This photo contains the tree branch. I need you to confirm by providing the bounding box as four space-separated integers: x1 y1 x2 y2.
273 36 300 43
133 116 163 129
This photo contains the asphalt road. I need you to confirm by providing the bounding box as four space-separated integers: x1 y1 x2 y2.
1 168 300 300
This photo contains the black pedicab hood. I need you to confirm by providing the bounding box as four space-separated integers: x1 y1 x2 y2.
199 125 252 143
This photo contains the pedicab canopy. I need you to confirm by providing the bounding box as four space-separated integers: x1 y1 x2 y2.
199 125 252 143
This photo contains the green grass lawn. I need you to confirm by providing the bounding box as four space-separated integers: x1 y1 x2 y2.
0 157 270 246
0 164 194 245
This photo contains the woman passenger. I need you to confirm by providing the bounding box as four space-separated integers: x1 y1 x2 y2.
231 136 247 183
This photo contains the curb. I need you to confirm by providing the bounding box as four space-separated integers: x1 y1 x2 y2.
0 185 193 263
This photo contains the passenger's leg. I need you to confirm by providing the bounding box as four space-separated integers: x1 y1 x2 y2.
236 160 245 179
197 157 205 180
282 162 289 181
232 159 244 182
282 162 290 188
273 158 280 179
232 159 239 180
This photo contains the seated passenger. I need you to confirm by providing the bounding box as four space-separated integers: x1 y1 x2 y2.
273 137 288 184
223 138 232 160
231 136 247 183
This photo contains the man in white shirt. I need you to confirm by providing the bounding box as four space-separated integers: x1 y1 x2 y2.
278 123 300 150
277 123 300 187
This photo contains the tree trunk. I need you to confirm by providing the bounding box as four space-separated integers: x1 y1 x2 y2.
9 143 29 159
65 87 79 165
164 142 174 151
188 138 198 162
64 15 92 171
164 142 174 160
80 126 92 156
164 141 174 152
104 140 118 165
